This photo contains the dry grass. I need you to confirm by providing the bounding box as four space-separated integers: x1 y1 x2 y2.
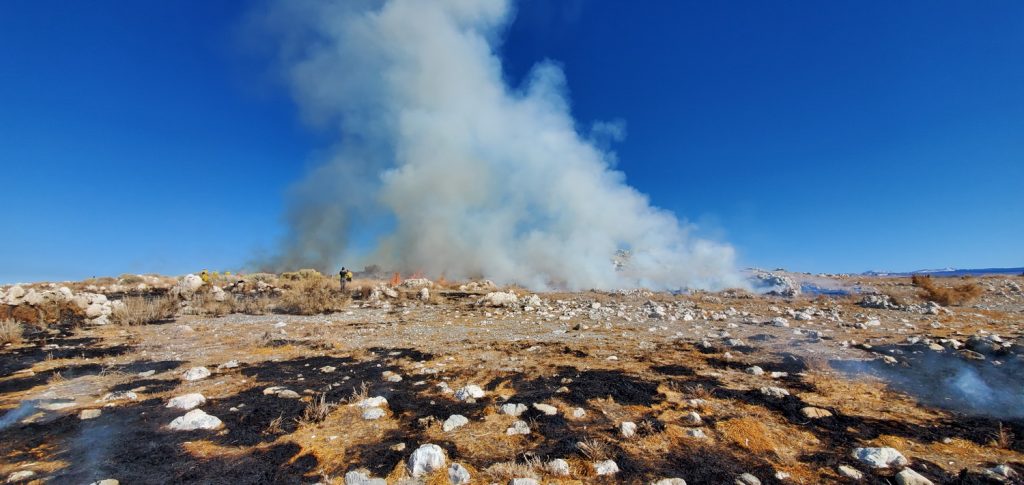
912 274 983 306
992 422 1014 449
278 276 348 315
0 319 23 345
111 295 178 325
576 437 614 461
716 417 779 455
298 393 337 425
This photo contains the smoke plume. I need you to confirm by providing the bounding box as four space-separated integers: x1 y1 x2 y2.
257 0 740 290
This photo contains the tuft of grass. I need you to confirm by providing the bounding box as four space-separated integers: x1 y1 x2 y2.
992 422 1014 449
576 438 613 461
112 296 178 325
0 319 25 345
912 274 983 306
298 393 336 425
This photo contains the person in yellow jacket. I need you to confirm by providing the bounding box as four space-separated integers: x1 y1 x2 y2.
339 267 353 291
200 269 210 284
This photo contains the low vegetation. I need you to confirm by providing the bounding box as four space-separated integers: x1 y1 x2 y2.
277 275 349 315
111 295 178 326
0 319 23 345
912 274 983 306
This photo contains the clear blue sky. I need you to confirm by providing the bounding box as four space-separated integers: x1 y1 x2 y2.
1 1 1021 283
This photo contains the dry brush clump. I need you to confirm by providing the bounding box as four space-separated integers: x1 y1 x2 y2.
111 295 178 326
278 275 349 315
0 319 24 345
912 274 983 306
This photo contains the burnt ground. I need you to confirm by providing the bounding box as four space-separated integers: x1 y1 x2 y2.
2 275 1024 484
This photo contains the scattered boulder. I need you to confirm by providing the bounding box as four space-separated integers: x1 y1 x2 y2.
355 396 389 409
477 291 519 308
448 463 471 485
182 367 211 381
546 459 570 476
343 470 386 485
362 408 386 420
593 460 620 476
852 447 908 469
759 386 790 398
167 409 223 431
735 473 761 485
79 409 101 420
506 420 531 435
753 271 800 297
7 471 35 483
837 465 863 480
500 403 527 417
652 480 687 485
620 421 637 438
532 403 558 415
895 468 933 485
407 443 446 477
167 393 206 411
454 385 484 401
442 414 469 432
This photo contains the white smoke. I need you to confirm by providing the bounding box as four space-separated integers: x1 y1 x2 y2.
257 0 741 290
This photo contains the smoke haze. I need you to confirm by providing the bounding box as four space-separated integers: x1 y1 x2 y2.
257 0 740 290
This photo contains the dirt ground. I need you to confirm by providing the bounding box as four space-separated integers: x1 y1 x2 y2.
2 274 1023 484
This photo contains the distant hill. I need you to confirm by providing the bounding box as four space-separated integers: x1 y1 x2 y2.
864 267 1024 277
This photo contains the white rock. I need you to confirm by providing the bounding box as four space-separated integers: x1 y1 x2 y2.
895 469 933 485
218 360 239 370
547 459 571 476
175 274 204 298
355 396 389 409
532 403 558 415
101 391 138 402
593 460 619 476
442 414 469 432
620 421 637 438
686 428 707 439
448 463 471 485
6 470 35 482
343 470 386 485
167 409 222 431
506 420 531 435
80 409 102 420
509 479 539 485
418 287 430 301
500 403 527 417
454 385 484 401
759 386 790 398
477 291 518 308
735 473 761 485
685 411 702 425
362 408 386 420
407 443 446 477
837 465 863 480
852 447 908 469
572 407 587 418
167 393 206 410
746 366 764 376
182 367 211 381
652 479 687 485
770 317 789 327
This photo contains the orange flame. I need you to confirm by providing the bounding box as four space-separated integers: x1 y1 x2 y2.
390 272 401 286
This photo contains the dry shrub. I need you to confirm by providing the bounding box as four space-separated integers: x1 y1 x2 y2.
278 276 348 315
234 295 271 315
992 422 1015 449
298 393 336 425
576 437 613 461
912 274 983 306
111 296 177 325
0 319 24 345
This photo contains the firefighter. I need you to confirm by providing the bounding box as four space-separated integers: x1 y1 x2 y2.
339 267 353 291
200 269 210 284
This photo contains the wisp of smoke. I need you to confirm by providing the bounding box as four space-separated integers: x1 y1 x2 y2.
256 0 740 290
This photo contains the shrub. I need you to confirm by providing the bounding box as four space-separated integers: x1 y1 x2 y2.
0 319 23 345
912 274 983 306
278 276 347 315
111 295 178 325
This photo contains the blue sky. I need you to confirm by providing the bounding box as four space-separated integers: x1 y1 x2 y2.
1 1 1021 283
